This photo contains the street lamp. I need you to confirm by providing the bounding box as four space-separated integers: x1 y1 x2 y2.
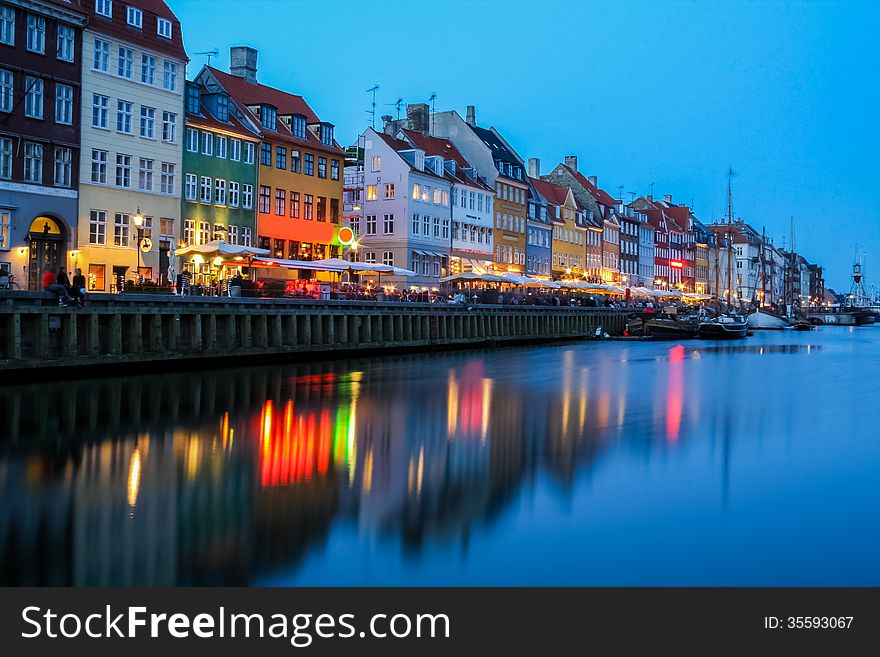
131 207 145 276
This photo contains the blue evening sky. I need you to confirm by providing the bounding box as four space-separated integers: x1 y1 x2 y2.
170 0 879 290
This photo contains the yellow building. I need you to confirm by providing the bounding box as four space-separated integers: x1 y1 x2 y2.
533 180 586 278
199 49 346 279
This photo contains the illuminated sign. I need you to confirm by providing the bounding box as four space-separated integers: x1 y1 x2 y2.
670 260 683 269
337 226 355 246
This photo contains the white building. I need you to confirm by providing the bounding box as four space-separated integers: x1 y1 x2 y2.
76 0 187 291
353 128 452 288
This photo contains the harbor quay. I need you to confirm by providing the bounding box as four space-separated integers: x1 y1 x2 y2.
0 293 630 373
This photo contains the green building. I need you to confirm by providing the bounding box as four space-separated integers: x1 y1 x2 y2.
182 80 260 283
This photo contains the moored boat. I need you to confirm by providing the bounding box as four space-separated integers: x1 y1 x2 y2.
698 315 748 339
746 310 790 330
627 313 700 340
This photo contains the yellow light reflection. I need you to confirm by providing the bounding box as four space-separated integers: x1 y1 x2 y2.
480 378 492 443
127 448 142 508
447 370 459 438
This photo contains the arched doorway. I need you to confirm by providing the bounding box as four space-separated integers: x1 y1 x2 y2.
27 216 67 290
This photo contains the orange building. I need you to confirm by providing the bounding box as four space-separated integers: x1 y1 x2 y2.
199 48 345 274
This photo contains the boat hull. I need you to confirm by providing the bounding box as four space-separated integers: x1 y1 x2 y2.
746 311 790 330
698 321 748 339
627 316 699 340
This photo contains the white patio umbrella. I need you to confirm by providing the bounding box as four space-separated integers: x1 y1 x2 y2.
174 240 270 257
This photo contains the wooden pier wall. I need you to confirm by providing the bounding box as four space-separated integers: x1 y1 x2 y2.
0 293 630 374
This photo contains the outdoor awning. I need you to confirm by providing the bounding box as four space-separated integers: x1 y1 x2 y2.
174 240 270 258
251 258 345 272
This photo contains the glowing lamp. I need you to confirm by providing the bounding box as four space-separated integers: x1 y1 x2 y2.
213 257 223 266
131 207 144 227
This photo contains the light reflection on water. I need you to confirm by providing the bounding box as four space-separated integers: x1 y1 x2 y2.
1 329 878 585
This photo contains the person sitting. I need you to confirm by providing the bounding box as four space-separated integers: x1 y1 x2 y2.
70 268 87 306
43 269 73 305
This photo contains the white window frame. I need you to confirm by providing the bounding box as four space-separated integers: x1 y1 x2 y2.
157 17 172 39
184 173 197 200
126 6 142 29
54 83 72 124
57 24 74 62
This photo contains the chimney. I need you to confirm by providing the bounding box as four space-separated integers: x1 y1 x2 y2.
528 158 540 178
380 115 393 134
465 105 476 126
229 46 258 84
564 155 578 172
663 194 673 204
406 103 429 135
588 175 597 187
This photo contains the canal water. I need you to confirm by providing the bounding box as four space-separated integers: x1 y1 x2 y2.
1 328 878 586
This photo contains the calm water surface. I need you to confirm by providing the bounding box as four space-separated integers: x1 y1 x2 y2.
2 328 879 586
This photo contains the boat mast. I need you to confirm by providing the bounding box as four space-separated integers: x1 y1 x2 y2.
760 226 767 307
726 168 733 306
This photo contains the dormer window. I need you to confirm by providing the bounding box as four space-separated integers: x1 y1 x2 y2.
320 124 333 146
216 94 229 122
291 114 306 139
96 0 112 18
126 6 142 29
157 17 172 39
261 105 276 130
185 83 200 114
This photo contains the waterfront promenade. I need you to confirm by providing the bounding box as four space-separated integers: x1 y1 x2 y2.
0 292 630 374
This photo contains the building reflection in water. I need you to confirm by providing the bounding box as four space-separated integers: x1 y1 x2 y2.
0 343 714 585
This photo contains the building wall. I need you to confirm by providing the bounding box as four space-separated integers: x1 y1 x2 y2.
637 223 654 286
76 26 185 289
450 181 493 265
550 205 584 278
493 177 528 273
526 220 551 278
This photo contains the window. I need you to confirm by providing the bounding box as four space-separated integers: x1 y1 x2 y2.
96 0 113 18
184 173 197 200
371 156 381 172
275 146 286 169
162 111 176 142
117 100 133 133
412 184 420 200
383 214 394 235
350 215 360 235
117 47 133 78
57 24 74 62
93 38 109 71
382 251 393 266
365 215 376 235
230 139 241 161
260 105 276 130
384 183 395 199
199 176 211 202
53 147 72 187
317 156 326 178
304 153 314 176
259 185 271 213
433 216 440 237
0 69 11 112
366 185 377 201
157 17 172 39
141 54 156 85
290 191 300 218
434 188 442 204
26 14 45 53
161 162 175 194
0 6 13 46
412 214 419 234
291 115 306 139
442 218 449 239
316 196 326 221
127 6 142 28
422 214 429 236
303 194 313 219
140 106 155 138
214 178 226 205
320 124 333 146
228 181 239 207
242 184 253 209
330 198 339 223
274 189 285 215
290 150 301 173
115 153 131 187
186 127 198 151
201 131 213 155
244 142 254 164
331 160 340 180
163 61 177 91
138 158 153 191
228 224 239 244
114 212 130 246
364 251 376 265
183 219 194 245
89 210 107 244
90 149 107 184
259 143 271 166
241 227 251 246
55 84 73 124
0 137 11 179
24 77 43 119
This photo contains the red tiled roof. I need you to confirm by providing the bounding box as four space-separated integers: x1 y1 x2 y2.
560 164 618 207
532 178 570 207
400 130 491 190
84 0 187 61
374 132 445 181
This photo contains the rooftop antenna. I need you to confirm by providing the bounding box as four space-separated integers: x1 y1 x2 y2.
385 98 404 120
649 182 654 199
428 92 437 134
617 185 624 203
366 84 379 129
194 48 219 66
627 191 636 203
